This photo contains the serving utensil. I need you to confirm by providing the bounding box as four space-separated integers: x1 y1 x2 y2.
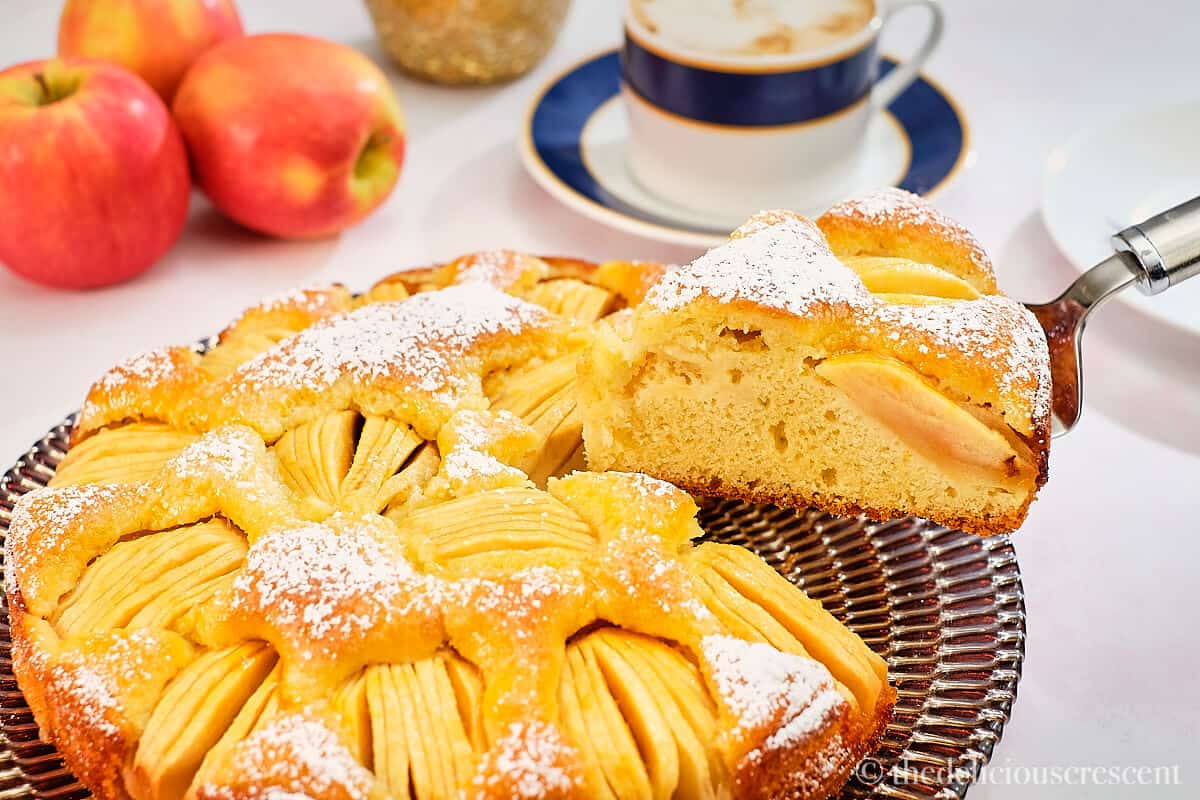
1027 195 1200 436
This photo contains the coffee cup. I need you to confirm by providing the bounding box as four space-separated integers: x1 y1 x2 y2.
622 0 944 221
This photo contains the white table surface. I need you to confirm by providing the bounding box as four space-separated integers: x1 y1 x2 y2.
2 1 1198 797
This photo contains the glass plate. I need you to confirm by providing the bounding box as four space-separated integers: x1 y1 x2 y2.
0 416 1025 800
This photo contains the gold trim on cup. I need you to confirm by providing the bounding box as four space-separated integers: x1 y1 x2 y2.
623 21 880 75
520 48 965 246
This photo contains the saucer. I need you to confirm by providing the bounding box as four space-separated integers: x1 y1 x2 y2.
521 50 968 248
1042 102 1200 338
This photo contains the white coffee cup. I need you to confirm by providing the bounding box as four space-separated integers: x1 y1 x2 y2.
622 0 944 221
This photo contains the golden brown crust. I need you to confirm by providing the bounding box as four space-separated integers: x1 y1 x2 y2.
648 465 1035 537
817 188 998 294
215 285 355 345
588 201 1050 535
74 347 208 444
370 253 669 312
735 694 893 800
9 597 196 800
644 210 1051 440
191 713 385 800
10 253 895 800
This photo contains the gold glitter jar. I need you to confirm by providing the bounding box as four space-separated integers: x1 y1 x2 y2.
364 0 571 85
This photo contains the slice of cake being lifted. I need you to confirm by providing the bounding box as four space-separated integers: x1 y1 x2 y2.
578 190 1051 534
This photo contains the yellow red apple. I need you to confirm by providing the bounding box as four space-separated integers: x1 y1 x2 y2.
58 0 243 102
0 59 190 289
173 33 405 239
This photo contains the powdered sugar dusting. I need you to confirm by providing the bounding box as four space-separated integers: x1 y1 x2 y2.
875 296 1051 421
647 215 870 316
91 348 179 395
453 250 546 289
596 526 714 622
702 635 845 750
475 721 580 798
231 283 549 400
441 412 524 485
5 483 128 600
615 470 682 501
209 714 373 800
49 629 169 739
227 285 344 331
50 660 121 737
451 565 586 643
647 206 1049 424
232 518 437 661
166 426 286 511
80 348 181 423
827 188 991 275
170 428 258 484
442 445 511 483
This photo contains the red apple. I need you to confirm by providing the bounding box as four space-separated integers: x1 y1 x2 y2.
0 59 190 289
173 33 405 239
58 0 244 103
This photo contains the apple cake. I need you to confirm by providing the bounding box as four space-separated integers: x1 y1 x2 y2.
5 250 893 800
579 190 1051 534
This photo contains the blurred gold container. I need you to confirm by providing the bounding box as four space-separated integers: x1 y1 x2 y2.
364 0 571 85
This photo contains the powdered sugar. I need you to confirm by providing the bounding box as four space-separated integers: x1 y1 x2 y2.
226 285 344 331
440 412 523 485
475 721 580 798
90 348 178 394
826 187 991 276
442 446 510 483
212 714 374 800
647 214 871 317
874 296 1052 421
79 348 181 423
232 518 436 661
617 470 682 501
170 428 258 484
5 483 128 600
595 527 714 623
230 284 549 400
453 250 546 289
48 629 170 739
702 635 845 749
50 660 121 737
254 285 340 315
451 565 586 643
165 426 289 514
646 204 1050 424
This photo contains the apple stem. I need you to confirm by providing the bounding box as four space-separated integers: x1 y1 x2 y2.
33 72 51 103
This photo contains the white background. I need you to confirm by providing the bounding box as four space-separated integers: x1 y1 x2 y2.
1 1 1198 797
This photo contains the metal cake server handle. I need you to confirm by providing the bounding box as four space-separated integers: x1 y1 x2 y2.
1026 195 1200 437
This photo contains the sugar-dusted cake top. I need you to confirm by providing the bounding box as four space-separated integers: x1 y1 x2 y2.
6 251 893 800
229 283 549 399
647 213 872 317
639 200 1050 440
820 187 997 293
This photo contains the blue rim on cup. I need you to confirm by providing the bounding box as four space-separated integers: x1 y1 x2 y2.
622 19 882 128
619 0 945 220
520 48 969 248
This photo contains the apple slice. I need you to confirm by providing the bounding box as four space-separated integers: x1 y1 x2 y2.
844 257 980 300
872 293 956 306
815 353 1018 475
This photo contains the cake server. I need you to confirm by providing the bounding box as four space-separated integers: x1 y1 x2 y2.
1027 195 1200 436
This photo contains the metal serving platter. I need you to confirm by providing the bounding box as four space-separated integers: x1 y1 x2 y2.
0 415 1025 800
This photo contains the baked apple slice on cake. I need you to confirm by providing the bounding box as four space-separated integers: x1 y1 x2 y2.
578 190 1051 534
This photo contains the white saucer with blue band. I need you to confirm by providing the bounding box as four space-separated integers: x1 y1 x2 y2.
521 49 968 248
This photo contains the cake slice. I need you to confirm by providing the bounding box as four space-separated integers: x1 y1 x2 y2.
578 190 1051 534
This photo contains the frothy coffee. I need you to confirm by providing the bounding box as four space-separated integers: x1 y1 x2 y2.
631 0 875 56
